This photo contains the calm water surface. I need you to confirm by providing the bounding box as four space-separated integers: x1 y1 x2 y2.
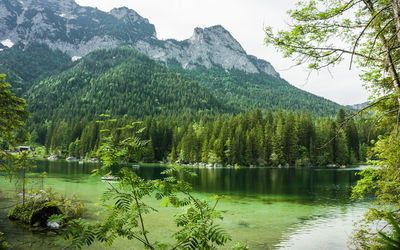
0 160 369 249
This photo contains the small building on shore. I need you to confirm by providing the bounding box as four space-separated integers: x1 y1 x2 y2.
16 146 33 152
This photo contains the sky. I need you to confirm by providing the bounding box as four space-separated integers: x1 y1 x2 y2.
75 0 370 105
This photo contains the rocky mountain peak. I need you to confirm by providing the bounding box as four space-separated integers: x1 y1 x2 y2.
0 0 279 77
109 7 138 20
190 25 245 54
109 7 157 38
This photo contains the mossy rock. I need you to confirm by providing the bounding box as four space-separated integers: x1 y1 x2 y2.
8 201 62 227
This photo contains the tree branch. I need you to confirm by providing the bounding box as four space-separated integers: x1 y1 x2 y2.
350 5 392 69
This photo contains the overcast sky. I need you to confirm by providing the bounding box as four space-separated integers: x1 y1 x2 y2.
76 0 370 105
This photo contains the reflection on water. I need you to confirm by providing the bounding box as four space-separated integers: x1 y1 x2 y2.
276 204 366 250
0 161 369 249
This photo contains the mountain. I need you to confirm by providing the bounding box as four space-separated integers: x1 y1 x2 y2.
135 25 279 77
0 42 72 95
0 0 345 118
27 46 233 122
25 46 343 120
175 67 342 116
346 101 370 110
0 0 278 76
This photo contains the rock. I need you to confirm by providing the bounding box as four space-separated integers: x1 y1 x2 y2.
47 154 58 160
135 25 280 76
0 0 280 78
86 158 98 163
214 163 222 168
47 221 60 229
66 156 77 161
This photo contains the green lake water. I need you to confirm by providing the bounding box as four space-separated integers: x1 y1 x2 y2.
0 160 370 249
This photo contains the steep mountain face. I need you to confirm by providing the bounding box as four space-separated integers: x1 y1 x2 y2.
135 25 279 77
0 0 278 76
0 0 156 58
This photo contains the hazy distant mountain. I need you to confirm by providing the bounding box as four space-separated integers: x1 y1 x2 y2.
0 0 278 76
346 101 370 110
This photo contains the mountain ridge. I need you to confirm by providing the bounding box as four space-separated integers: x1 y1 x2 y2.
0 0 348 119
0 0 279 76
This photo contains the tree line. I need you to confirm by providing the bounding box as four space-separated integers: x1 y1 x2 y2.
34 109 378 167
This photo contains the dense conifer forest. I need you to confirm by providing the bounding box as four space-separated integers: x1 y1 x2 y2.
35 109 377 166
0 45 372 167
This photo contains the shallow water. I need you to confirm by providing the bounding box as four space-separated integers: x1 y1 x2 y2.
0 161 369 249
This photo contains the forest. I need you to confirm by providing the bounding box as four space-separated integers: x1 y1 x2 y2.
35 108 378 167
0 45 363 167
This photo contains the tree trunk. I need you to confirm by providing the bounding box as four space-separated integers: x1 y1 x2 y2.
390 0 400 111
364 1 400 94
22 167 26 206
391 0 400 44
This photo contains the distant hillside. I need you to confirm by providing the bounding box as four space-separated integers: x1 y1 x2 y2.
0 42 71 95
173 67 343 116
26 46 233 122
24 46 344 121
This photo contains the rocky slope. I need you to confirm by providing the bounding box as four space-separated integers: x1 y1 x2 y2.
0 0 278 77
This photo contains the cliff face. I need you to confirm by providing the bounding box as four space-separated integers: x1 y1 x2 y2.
0 0 155 57
134 25 279 77
0 0 279 77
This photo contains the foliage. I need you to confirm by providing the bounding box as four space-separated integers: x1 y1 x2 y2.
0 43 71 95
265 0 400 247
11 151 37 205
21 45 350 155
0 232 9 249
0 74 30 248
376 212 400 249
0 74 29 167
37 109 377 166
26 46 231 123
96 116 148 171
61 121 231 249
173 66 344 116
21 45 346 124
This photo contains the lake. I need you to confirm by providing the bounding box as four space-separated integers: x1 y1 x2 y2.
0 160 369 249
